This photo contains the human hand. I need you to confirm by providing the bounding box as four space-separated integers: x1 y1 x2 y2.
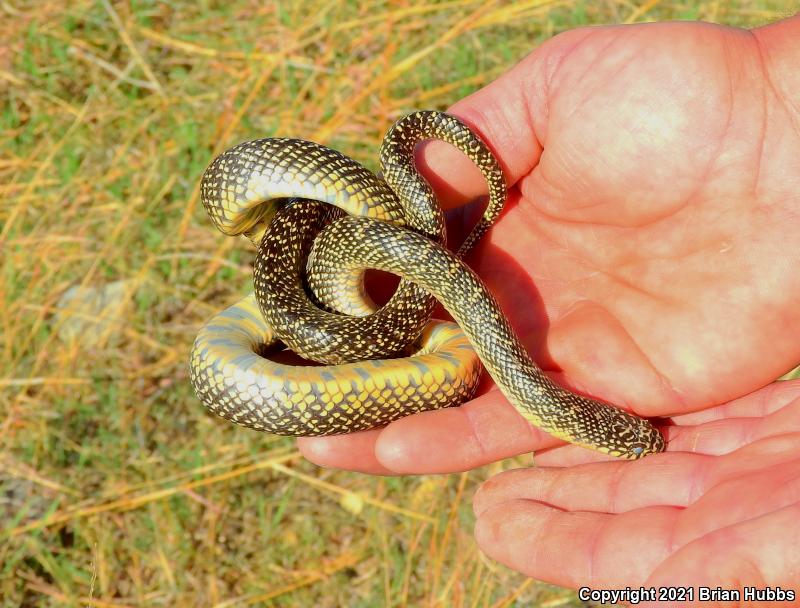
300 18 800 473
472 380 800 594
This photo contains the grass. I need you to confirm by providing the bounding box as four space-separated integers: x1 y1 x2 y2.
0 0 792 605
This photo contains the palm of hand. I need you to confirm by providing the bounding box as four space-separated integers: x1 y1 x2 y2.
451 22 800 417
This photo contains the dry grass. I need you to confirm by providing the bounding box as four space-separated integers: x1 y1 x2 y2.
0 0 791 606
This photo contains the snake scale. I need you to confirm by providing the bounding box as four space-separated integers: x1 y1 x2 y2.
190 111 665 459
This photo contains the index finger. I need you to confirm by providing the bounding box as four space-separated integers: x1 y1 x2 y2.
299 388 563 474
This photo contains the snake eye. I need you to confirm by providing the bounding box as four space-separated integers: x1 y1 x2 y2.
632 446 644 456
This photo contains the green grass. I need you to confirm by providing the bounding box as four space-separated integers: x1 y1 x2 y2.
0 0 791 605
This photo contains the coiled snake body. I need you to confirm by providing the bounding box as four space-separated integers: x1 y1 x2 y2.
190 111 665 459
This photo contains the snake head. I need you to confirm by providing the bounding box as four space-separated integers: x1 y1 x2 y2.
624 419 666 459
597 406 666 460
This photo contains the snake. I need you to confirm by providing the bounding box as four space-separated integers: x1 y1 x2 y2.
190 111 665 459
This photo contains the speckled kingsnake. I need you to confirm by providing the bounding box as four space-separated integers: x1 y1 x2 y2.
190 111 665 459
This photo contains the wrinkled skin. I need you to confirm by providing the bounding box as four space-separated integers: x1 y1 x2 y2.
473 383 800 596
298 18 800 592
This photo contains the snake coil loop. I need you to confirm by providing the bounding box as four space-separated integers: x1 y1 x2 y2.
190 111 665 458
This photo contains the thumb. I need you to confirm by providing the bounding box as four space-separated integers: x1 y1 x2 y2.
414 27 594 209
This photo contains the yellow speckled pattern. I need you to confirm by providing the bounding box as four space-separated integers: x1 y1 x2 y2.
190 111 665 458
190 293 481 434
